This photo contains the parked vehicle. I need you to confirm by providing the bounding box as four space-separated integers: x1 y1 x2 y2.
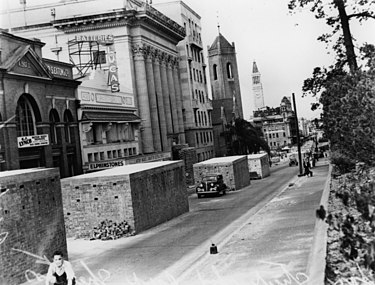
289 153 299 167
196 174 228 198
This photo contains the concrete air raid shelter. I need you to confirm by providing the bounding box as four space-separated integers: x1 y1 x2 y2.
0 31 82 178
207 32 244 157
7 0 187 172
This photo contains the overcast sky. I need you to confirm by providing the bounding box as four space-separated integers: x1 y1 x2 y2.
2 0 375 120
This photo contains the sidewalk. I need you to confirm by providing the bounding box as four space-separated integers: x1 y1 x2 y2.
177 159 330 285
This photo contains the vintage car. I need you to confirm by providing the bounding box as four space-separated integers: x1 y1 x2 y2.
196 174 228 198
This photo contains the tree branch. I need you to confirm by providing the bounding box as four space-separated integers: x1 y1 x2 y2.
348 11 375 20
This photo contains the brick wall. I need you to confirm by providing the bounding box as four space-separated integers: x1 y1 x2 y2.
61 160 189 238
0 168 66 285
193 156 250 190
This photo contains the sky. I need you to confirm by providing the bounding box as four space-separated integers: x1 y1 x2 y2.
1 0 375 120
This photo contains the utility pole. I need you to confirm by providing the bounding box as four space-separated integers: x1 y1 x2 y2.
292 93 304 176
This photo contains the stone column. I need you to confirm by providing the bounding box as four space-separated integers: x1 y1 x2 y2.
159 53 173 139
166 56 179 137
153 51 169 151
145 47 162 152
172 58 186 144
133 44 154 154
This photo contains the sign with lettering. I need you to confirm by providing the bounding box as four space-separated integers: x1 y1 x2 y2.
107 45 119 93
89 160 125 170
45 62 72 79
17 134 49 148
96 94 122 104
75 35 114 45
18 59 31 69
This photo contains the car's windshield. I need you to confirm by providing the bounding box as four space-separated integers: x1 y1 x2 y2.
202 176 217 182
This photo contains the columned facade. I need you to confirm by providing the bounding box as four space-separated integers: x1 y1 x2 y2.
153 1 214 162
152 51 169 151
132 44 154 154
131 43 186 150
145 48 162 152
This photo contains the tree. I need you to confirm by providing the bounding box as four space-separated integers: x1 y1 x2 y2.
226 118 270 156
288 0 375 74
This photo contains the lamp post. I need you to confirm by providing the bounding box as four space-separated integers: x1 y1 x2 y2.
292 93 304 176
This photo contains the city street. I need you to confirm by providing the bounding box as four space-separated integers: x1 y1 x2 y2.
24 161 300 284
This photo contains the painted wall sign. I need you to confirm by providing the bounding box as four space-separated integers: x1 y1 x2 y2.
79 90 134 107
45 63 72 79
75 35 114 45
17 134 49 148
89 160 125 170
107 45 119 93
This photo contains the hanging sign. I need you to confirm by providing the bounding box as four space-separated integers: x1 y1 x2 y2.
107 45 119 92
17 134 49 148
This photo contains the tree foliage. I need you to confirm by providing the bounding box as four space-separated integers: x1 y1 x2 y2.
225 118 270 156
289 0 375 167
289 0 375 73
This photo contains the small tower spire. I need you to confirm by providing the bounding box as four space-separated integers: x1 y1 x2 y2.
216 11 220 34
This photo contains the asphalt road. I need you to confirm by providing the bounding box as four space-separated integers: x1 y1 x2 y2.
58 161 300 285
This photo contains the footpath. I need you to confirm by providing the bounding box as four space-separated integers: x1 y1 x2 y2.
176 158 331 285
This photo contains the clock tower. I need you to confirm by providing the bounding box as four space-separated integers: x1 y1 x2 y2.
252 61 265 110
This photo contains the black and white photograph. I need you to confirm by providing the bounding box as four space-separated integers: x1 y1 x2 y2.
0 0 375 284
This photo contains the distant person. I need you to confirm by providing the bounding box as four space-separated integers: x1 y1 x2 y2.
303 157 313 177
45 250 76 285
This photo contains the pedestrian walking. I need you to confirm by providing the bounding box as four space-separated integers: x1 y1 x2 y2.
45 250 76 285
303 157 313 177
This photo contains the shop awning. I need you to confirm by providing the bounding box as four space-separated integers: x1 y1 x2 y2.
81 111 141 123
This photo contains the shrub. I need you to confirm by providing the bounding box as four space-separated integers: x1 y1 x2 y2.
330 151 355 174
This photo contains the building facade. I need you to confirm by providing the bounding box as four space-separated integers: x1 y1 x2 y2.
0 31 82 177
152 1 214 162
207 32 244 157
5 0 187 171
252 96 297 150
252 61 265 110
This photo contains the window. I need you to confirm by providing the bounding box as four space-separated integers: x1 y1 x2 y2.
123 123 134 141
227 62 233 78
213 64 218 80
16 96 37 136
93 50 106 65
64 110 75 143
283 132 286 137
49 109 60 145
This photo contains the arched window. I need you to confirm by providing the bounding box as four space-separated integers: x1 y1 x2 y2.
16 95 38 136
64 110 75 143
213 64 218 80
227 62 233 79
49 109 60 145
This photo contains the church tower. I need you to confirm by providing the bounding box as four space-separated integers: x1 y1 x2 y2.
208 33 243 121
252 61 265 110
208 31 243 156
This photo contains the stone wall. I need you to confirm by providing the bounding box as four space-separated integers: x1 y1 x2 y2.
193 156 250 190
0 168 66 285
61 161 189 238
172 145 197 186
247 153 270 179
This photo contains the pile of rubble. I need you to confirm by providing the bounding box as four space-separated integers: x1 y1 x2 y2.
90 219 136 241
